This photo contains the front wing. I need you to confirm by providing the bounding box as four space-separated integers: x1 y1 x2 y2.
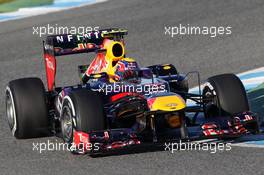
70 111 259 155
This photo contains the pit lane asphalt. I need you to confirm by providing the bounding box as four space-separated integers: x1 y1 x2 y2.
0 0 264 175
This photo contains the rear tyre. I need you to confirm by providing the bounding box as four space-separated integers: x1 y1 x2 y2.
6 78 49 139
203 73 249 117
60 89 105 150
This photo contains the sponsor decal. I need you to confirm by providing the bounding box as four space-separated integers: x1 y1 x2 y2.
45 57 55 71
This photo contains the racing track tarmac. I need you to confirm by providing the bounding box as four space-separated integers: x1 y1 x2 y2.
0 0 264 174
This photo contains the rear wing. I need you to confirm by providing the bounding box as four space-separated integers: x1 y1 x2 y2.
43 28 128 91
43 28 128 56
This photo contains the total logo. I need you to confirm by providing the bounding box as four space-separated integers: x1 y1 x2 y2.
165 103 178 108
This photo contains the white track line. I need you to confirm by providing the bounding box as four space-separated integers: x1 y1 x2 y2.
231 143 264 148
0 0 107 22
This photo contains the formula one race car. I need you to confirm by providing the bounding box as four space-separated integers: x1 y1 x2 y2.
5 28 260 155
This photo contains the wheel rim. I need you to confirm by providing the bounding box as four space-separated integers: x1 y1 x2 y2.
6 88 16 135
203 86 218 105
203 86 219 117
61 106 73 142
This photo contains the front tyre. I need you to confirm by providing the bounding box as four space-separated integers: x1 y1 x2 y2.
203 73 249 117
60 89 105 153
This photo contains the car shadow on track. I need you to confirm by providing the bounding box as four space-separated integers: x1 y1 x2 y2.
90 143 166 158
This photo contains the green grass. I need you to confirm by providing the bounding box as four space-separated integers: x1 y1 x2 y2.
0 0 54 13
0 0 15 5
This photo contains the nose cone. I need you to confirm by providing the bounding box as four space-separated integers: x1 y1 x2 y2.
147 95 186 111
